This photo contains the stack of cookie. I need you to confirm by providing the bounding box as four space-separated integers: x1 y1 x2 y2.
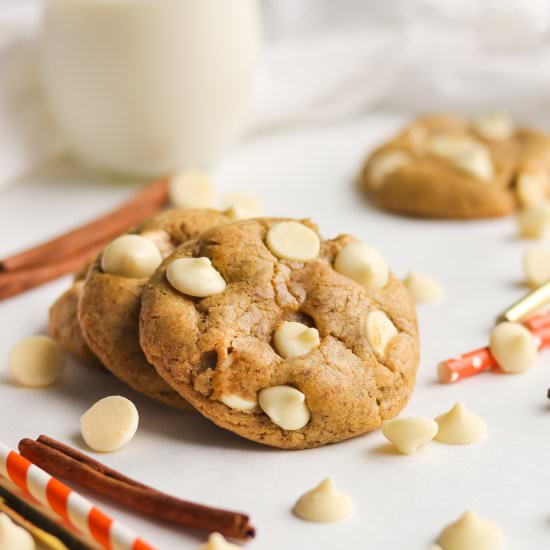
49 208 419 449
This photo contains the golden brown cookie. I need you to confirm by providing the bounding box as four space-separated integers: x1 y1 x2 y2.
359 114 550 219
78 209 231 410
139 218 419 449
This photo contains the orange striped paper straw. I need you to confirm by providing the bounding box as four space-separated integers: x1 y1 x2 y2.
0 442 154 550
438 321 550 384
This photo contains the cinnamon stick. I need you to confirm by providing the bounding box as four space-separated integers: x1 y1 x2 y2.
0 177 169 273
19 436 255 541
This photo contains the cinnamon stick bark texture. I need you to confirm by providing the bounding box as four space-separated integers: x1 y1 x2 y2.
19 436 255 541
0 177 169 273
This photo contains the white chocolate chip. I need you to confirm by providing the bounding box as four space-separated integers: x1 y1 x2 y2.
489 322 537 374
101 235 162 278
222 193 262 220
403 270 444 304
273 321 320 359
220 393 257 411
196 533 241 550
258 385 310 430
80 395 139 452
437 510 504 550
334 242 389 290
167 257 226 298
0 513 35 550
368 151 410 189
381 417 438 454
141 230 175 258
168 169 215 208
524 245 550 288
473 112 514 140
293 477 353 523
363 310 398 358
9 336 65 387
454 145 494 181
516 202 550 239
265 222 320 262
516 168 550 207
435 402 486 445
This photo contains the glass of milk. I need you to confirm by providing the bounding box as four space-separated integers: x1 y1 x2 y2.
41 0 261 176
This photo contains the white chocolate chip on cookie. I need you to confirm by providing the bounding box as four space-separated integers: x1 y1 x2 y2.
516 202 550 239
524 245 550 287
0 513 35 550
220 393 257 411
403 270 444 304
167 257 226 297
435 402 486 445
9 336 65 387
196 533 241 550
266 222 320 261
454 145 494 181
363 310 398 358
222 193 262 220
516 168 549 207
381 417 438 454
168 169 215 208
101 234 162 278
489 322 537 373
473 112 514 140
437 510 504 550
334 242 389 290
258 385 310 430
273 321 320 359
293 477 353 523
368 150 410 189
80 395 139 452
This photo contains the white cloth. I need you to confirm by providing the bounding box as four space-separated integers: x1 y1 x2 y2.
2 0 550 187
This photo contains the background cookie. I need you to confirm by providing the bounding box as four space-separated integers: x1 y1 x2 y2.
140 218 419 449
359 114 550 219
79 209 231 410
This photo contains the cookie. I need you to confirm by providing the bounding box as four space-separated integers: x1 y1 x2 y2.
139 218 419 449
49 262 101 368
78 209 231 410
359 114 550 219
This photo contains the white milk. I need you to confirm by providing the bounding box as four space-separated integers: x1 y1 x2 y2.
41 0 261 176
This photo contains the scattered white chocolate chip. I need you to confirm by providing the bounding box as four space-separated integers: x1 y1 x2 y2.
435 402 486 445
80 395 139 452
168 169 215 208
489 322 537 374
222 193 262 220
454 145 494 182
334 242 389 290
437 510 504 550
403 270 444 304
167 257 226 298
196 532 241 550
368 150 410 189
364 310 398 358
258 385 310 430
220 393 257 412
101 234 162 278
9 336 65 387
523 245 550 287
516 168 549 207
273 321 320 359
381 417 438 454
265 222 320 262
473 112 514 140
293 477 353 523
516 202 550 239
0 513 35 550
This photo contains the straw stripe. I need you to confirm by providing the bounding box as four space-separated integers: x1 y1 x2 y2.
0 442 155 550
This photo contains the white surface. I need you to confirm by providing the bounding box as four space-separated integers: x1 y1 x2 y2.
0 112 548 549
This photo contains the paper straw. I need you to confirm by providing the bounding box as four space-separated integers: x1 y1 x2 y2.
498 280 550 323
0 442 154 550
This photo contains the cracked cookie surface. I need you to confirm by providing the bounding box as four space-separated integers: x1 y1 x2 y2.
359 114 550 219
78 209 231 410
140 218 419 448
